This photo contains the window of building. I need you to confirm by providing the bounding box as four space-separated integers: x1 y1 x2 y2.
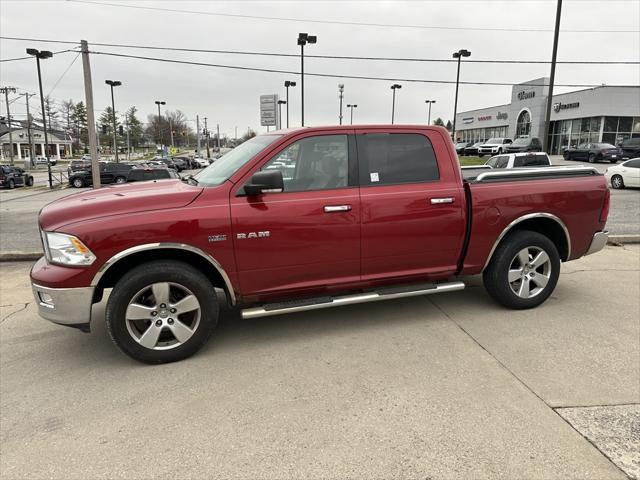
516 110 531 137
358 133 439 186
262 135 349 192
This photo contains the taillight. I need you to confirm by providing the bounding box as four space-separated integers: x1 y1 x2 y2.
599 189 610 223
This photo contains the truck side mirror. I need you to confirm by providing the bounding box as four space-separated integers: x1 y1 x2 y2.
244 170 284 196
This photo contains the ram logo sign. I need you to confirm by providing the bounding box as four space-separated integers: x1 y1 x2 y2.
237 231 270 239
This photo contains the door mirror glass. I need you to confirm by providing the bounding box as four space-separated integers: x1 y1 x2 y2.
244 170 284 196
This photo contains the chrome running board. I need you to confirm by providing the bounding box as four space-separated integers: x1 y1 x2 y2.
241 281 465 319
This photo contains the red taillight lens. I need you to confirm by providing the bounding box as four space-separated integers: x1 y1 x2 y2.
599 189 610 223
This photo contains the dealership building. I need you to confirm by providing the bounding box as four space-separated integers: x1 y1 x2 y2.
454 78 640 154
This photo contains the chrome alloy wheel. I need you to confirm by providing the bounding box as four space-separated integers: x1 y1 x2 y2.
508 247 552 299
125 282 201 350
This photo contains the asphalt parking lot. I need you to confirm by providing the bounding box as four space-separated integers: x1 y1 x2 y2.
1 245 638 479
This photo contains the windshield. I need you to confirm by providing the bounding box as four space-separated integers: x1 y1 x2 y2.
512 138 530 145
486 138 502 144
594 143 616 149
194 135 283 186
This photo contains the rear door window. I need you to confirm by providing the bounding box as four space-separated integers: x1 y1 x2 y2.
357 133 439 186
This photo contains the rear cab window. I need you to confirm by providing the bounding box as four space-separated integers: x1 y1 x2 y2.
357 133 439 186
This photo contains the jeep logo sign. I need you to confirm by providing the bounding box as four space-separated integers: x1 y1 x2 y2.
517 91 535 100
497 112 508 120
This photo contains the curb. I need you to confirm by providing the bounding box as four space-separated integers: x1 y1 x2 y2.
0 252 41 262
608 234 640 245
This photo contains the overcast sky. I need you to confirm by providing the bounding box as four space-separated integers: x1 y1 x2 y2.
1 0 639 138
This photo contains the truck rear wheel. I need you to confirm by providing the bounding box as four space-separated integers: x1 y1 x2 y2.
483 230 560 309
105 260 219 363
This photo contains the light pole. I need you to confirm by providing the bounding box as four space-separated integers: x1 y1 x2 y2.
390 84 402 124
297 33 316 127
155 100 165 148
0 87 16 163
277 100 286 129
284 80 296 128
347 104 358 125
452 49 471 141
338 84 344 125
425 100 436 125
105 80 121 162
26 48 53 189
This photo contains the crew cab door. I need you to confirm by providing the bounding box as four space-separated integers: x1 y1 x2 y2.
356 129 466 280
230 131 360 297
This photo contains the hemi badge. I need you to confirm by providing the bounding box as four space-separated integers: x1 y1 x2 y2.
208 235 227 242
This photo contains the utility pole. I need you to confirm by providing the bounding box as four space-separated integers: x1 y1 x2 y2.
196 115 201 156
452 49 471 141
125 114 130 160
22 93 35 165
81 40 101 188
105 80 121 162
169 117 174 148
216 123 220 152
1 87 17 163
338 84 344 125
204 117 210 159
543 0 563 153
297 33 317 127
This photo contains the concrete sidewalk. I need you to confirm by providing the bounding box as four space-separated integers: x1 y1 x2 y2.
1 246 638 479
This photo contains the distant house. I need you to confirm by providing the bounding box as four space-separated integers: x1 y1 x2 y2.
0 122 72 162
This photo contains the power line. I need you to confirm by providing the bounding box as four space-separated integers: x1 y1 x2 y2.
0 49 77 63
67 0 640 34
47 52 81 96
89 50 639 88
1 37 637 65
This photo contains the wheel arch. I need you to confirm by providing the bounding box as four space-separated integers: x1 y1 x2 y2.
483 213 571 270
91 243 236 306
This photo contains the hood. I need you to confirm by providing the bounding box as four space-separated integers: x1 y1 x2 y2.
40 180 204 231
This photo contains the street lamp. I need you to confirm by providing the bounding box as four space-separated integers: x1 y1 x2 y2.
297 33 317 127
425 100 436 125
155 100 166 147
277 100 286 129
451 49 471 141
338 84 344 125
284 80 296 128
105 80 121 162
26 48 53 189
390 84 402 124
347 104 358 125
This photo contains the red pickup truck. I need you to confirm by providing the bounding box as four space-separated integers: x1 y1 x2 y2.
31 125 610 363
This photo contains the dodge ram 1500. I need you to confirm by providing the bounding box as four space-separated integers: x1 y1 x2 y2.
31 125 609 363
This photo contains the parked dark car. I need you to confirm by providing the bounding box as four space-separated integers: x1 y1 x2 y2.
455 141 473 155
563 143 622 163
0 165 34 189
127 168 180 182
155 157 180 171
68 159 92 176
620 137 640 159
464 141 485 156
69 162 134 188
505 137 542 153
173 156 195 169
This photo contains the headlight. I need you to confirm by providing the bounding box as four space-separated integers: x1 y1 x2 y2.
43 231 96 266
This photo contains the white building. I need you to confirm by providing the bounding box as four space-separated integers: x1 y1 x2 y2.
455 78 640 154
0 125 72 162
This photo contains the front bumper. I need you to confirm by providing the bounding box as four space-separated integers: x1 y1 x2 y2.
585 231 609 256
31 283 94 328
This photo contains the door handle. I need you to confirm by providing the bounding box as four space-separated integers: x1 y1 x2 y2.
324 205 352 212
430 197 455 205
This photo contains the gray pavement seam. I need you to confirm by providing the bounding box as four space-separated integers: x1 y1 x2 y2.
425 295 634 479
554 402 640 409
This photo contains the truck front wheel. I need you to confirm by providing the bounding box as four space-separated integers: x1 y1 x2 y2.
105 260 219 363
483 230 560 309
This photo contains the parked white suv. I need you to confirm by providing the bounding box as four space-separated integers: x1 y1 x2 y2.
34 156 57 166
478 138 513 157
485 152 552 169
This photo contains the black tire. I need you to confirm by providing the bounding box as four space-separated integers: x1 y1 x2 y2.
497 148 502 154
563 152 571 160
105 260 219 364
114 176 127 184
8 179 15 189
478 154 484 158
610 159 617 164
72 177 85 188
611 174 625 189
588 153 596 163
25 176 34 187
483 230 560 310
